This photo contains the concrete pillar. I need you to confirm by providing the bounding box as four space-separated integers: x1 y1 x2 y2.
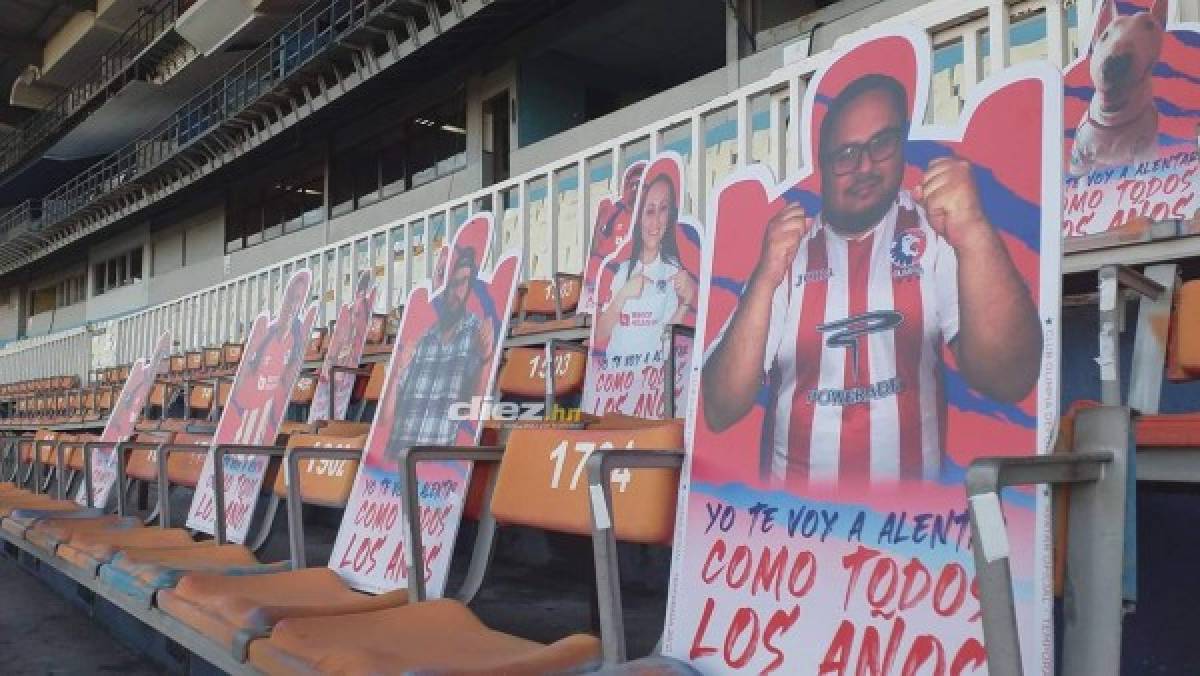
465 73 486 190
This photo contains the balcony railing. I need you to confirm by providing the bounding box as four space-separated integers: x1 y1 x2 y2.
0 200 45 269
0 0 1116 379
0 0 185 178
40 0 400 229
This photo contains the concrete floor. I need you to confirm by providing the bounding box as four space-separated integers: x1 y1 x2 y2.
0 555 158 675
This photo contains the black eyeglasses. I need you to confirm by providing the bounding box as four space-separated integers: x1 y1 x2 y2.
823 128 905 176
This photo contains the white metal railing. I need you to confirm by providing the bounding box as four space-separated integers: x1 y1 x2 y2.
0 327 91 382
3 0 1192 380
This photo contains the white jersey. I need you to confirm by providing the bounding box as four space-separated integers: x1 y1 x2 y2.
760 191 959 483
605 255 681 359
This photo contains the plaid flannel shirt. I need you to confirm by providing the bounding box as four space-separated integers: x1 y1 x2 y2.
387 311 485 459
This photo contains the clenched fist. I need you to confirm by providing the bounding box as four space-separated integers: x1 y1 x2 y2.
672 270 697 309
913 157 990 248
749 204 810 293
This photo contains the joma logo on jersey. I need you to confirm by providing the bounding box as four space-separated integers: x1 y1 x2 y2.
816 310 904 380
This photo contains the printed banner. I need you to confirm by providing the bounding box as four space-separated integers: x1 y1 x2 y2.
1063 0 1200 239
329 213 520 594
581 160 649 315
582 152 702 419
75 331 173 508
662 28 1061 674
186 270 319 542
309 270 378 423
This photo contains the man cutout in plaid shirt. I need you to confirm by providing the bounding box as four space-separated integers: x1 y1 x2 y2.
386 246 493 462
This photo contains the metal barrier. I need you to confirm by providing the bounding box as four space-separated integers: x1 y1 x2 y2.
969 405 1130 676
0 328 91 383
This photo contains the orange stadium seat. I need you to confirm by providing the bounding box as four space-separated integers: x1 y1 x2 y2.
242 420 682 673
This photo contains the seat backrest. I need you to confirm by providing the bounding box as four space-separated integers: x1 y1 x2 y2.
170 355 186 375
305 327 328 361
65 434 97 471
318 420 372 436
279 420 318 437
496 346 586 399
270 433 366 507
291 372 318 406
186 351 203 373
362 362 387 403
166 432 212 487
96 387 114 411
125 430 177 482
1168 279 1200 380
21 429 57 464
189 382 215 412
203 347 222 370
38 433 73 465
223 342 244 368
521 274 582 316
489 421 683 544
216 379 233 407
149 382 168 407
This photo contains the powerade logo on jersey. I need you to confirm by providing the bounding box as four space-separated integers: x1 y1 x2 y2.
890 227 926 278
808 377 903 406
816 310 904 381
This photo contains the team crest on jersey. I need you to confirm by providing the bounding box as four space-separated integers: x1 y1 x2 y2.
890 227 926 277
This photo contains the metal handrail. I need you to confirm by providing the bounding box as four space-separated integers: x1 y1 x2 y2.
0 0 184 178
0 201 40 242
39 0 397 229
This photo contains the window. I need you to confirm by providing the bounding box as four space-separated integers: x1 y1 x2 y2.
56 274 86 307
93 248 143 296
330 90 467 211
28 271 86 315
408 94 467 188
226 160 325 253
29 287 55 315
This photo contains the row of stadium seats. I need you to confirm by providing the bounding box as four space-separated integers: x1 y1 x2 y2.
0 269 583 430
11 261 1200 673
0 272 656 673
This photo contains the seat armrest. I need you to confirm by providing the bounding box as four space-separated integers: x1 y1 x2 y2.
283 445 366 569
397 445 505 601
155 442 213 529
584 448 685 665
211 444 287 544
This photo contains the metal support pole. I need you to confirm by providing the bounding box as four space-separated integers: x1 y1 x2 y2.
284 446 362 570
398 446 504 603
968 406 1129 676
1097 265 1165 406
586 448 685 666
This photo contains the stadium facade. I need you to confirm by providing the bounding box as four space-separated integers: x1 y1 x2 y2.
0 0 1185 379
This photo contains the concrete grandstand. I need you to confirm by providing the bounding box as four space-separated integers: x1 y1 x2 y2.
0 0 1197 673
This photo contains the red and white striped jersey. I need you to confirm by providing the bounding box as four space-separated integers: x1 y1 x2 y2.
761 191 959 483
